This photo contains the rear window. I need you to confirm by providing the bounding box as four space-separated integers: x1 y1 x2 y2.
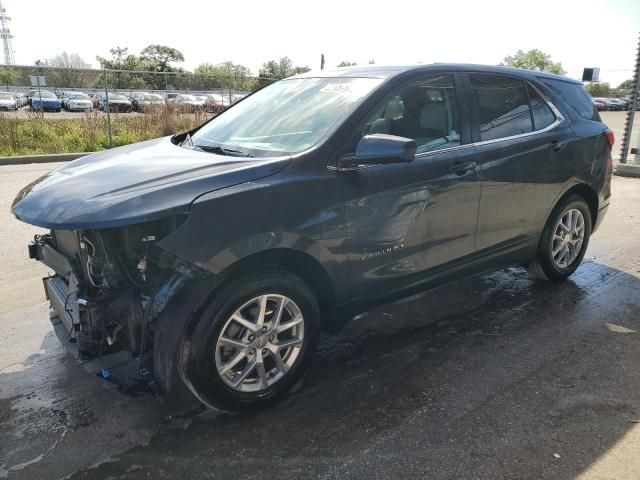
539 78 600 121
470 75 533 141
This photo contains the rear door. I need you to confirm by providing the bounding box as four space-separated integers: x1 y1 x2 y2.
467 73 573 251
337 73 481 304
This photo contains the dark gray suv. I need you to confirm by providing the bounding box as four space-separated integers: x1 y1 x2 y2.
12 64 613 411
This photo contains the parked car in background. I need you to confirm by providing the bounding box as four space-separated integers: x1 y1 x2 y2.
592 98 612 111
593 99 605 111
607 98 629 111
27 89 51 106
137 93 164 112
89 94 100 109
64 93 93 112
0 91 17 111
130 91 151 111
59 91 82 109
12 64 613 411
12 92 26 108
31 91 62 112
204 93 228 113
231 93 248 104
592 97 622 111
100 93 133 113
175 94 205 112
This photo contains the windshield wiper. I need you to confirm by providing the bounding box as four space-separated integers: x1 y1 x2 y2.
182 133 194 148
192 143 255 158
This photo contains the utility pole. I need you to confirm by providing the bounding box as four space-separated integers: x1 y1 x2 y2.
617 31 640 177
0 0 15 65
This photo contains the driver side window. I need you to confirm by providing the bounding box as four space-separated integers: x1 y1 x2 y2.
356 74 461 154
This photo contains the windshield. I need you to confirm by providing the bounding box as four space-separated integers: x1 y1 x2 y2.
145 94 163 101
69 94 90 100
0 93 13 100
35 92 56 99
179 95 196 101
109 94 127 101
191 77 383 157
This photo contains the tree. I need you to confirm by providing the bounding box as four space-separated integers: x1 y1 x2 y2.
194 61 254 90
259 57 310 80
337 61 357 67
292 65 311 75
96 47 141 71
49 52 91 69
45 52 92 88
0 66 20 89
140 44 185 72
618 79 637 91
585 82 610 97
502 49 565 75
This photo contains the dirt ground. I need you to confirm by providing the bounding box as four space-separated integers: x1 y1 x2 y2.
1 164 640 479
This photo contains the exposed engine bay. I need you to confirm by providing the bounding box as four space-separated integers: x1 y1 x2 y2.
29 215 198 392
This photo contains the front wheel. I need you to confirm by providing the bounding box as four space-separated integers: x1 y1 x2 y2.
528 194 592 282
180 270 321 411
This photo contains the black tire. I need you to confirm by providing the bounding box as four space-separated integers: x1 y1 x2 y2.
180 270 321 411
528 194 592 282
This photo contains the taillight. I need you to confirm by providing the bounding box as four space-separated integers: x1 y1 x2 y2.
604 129 615 148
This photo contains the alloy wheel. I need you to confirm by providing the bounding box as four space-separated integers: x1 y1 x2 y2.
551 208 585 268
214 294 305 392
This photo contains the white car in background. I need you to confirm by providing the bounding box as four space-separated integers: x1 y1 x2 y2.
65 93 94 112
0 91 17 111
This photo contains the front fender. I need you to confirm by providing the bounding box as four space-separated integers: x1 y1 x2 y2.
157 169 349 305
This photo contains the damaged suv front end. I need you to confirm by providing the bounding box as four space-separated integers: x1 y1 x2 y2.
11 135 289 394
29 218 199 392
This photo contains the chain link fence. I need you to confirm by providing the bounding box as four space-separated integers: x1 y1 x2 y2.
1 63 275 99
0 64 278 155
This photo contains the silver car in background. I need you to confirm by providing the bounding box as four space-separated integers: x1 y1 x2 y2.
65 93 94 112
175 94 205 112
137 93 165 113
0 91 17 111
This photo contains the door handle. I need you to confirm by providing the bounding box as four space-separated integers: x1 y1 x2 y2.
449 161 476 175
548 140 567 152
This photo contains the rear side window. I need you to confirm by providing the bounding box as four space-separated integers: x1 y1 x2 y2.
539 78 600 121
470 75 533 141
527 85 556 130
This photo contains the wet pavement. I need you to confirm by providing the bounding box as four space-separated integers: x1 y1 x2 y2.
1 164 640 479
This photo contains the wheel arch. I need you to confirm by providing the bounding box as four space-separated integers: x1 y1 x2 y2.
218 247 337 324
556 183 599 231
151 246 339 395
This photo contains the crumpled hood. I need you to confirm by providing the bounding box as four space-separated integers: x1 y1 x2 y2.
12 136 288 230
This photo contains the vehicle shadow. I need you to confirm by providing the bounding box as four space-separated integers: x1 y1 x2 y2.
2 260 640 479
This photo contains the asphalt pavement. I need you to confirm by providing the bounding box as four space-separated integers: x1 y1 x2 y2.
1 164 640 479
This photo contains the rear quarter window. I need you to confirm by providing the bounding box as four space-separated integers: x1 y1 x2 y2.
539 78 600 122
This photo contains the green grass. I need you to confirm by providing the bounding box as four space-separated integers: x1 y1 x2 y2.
0 107 209 156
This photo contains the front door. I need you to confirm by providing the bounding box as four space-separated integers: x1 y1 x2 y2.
337 73 481 305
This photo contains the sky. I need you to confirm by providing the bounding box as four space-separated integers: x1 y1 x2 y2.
3 0 639 86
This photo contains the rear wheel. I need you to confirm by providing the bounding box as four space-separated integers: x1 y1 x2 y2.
528 194 592 282
180 270 321 411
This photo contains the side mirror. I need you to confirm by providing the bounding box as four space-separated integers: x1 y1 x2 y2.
339 134 417 169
